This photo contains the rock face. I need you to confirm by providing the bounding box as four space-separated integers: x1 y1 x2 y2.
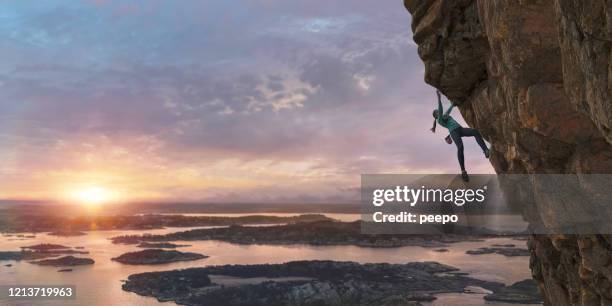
404 1 611 305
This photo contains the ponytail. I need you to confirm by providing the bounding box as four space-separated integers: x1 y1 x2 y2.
431 119 437 133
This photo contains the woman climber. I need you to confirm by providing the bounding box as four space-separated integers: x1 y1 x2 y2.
430 90 490 182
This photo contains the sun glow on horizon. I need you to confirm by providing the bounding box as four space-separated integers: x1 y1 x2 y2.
69 186 118 205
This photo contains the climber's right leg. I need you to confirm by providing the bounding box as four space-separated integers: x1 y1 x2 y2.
462 127 489 158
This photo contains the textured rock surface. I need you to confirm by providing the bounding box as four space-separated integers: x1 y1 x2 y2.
404 1 611 305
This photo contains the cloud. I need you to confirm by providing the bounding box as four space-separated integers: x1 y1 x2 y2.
0 0 493 202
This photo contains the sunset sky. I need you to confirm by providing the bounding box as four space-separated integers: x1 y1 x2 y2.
0 0 493 204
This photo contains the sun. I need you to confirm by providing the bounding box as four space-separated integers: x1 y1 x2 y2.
71 186 116 205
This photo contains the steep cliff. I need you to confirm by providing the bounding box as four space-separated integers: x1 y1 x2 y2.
404 1 611 305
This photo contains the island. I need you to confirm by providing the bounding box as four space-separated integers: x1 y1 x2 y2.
484 279 543 304
433 248 449 252
112 249 208 265
111 220 499 248
137 242 191 249
0 213 332 233
21 243 71 251
48 230 87 237
0 252 26 261
121 260 509 306
0 244 89 261
21 244 89 256
466 246 530 257
31 256 95 266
